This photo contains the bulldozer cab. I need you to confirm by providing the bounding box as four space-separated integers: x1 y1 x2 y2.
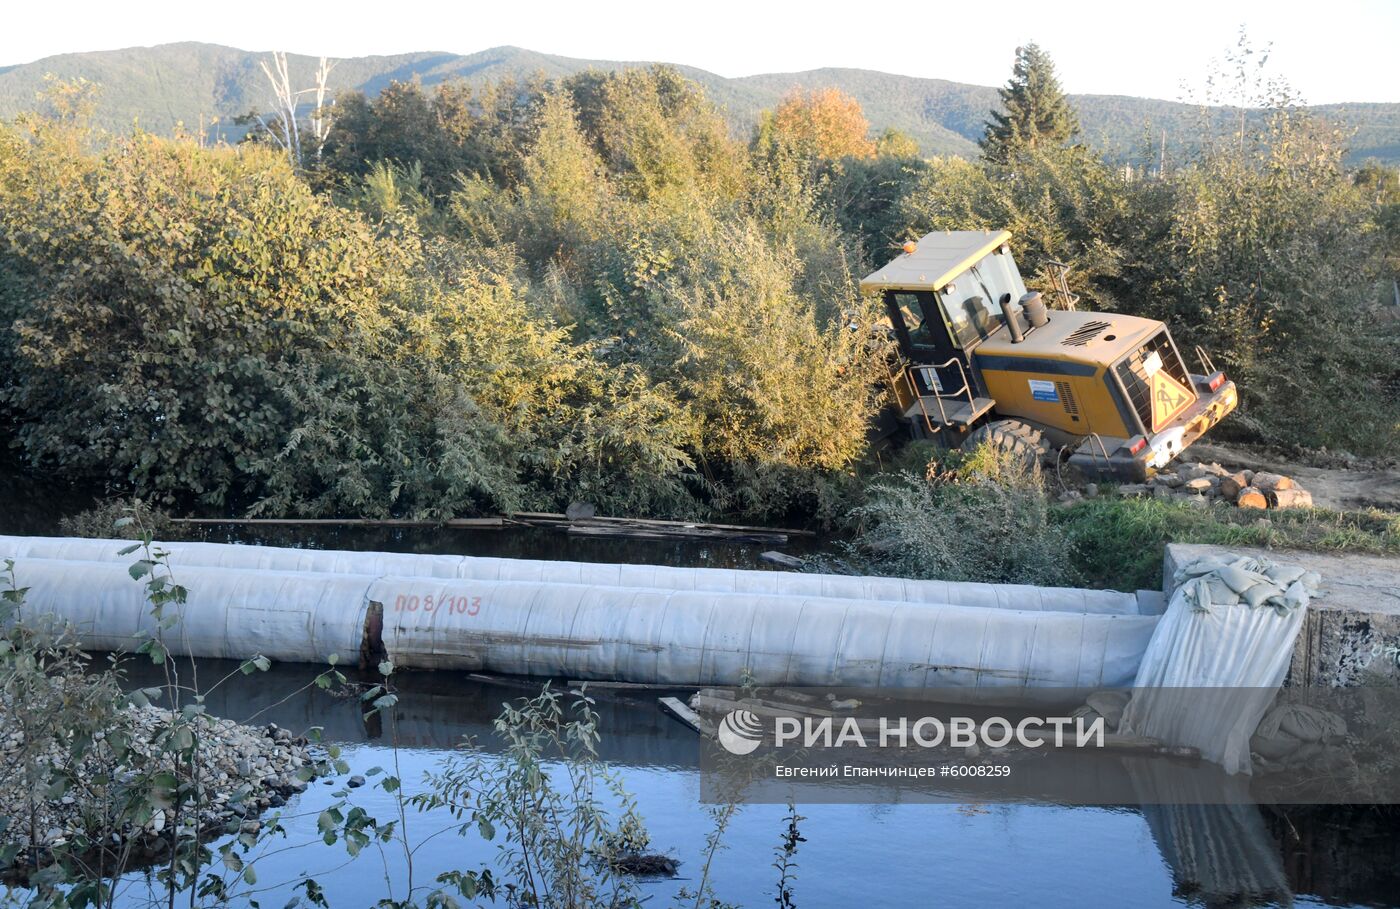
865 231 1025 417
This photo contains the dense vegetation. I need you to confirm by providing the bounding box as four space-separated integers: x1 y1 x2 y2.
0 41 1396 531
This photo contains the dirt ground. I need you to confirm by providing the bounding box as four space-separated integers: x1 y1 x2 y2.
1188 442 1400 512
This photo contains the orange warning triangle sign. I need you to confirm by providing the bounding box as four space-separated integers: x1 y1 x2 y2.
1149 370 1194 431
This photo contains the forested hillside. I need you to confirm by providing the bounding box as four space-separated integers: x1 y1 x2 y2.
0 42 1397 163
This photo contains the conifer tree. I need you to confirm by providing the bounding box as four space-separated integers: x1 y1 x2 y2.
981 42 1080 163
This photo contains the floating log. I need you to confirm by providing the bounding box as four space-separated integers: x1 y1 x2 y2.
508 511 816 537
566 523 787 544
690 693 836 719
760 551 806 569
568 680 670 690
171 517 504 529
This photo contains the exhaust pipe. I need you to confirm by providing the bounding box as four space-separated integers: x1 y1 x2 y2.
998 294 1024 343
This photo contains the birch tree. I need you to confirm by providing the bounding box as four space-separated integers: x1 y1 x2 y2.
255 51 337 167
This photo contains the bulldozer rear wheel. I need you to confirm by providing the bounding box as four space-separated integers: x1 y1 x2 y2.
963 419 1052 472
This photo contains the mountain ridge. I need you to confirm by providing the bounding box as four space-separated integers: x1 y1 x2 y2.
1 41 1395 164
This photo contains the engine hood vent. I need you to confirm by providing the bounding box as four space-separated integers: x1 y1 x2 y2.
1061 320 1112 347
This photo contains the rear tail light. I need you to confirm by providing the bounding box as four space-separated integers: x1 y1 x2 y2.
1207 371 1226 392
1126 436 1148 456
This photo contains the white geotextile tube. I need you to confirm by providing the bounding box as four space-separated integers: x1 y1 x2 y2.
3 556 1159 692
0 535 1140 614
8 559 369 664
1119 555 1318 775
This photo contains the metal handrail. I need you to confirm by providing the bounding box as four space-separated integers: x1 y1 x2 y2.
1083 432 1113 475
901 367 939 435
1046 260 1080 311
1193 345 1217 376
907 358 977 428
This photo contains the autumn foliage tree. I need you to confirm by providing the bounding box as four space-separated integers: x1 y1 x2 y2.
760 87 876 159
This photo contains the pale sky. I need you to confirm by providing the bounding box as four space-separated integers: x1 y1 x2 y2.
3 0 1397 104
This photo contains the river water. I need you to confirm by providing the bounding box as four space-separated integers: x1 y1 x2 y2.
3 469 1399 907
97 660 1396 909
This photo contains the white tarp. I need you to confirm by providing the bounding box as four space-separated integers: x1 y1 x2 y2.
0 535 1142 614
1 555 1159 695
1119 554 1321 775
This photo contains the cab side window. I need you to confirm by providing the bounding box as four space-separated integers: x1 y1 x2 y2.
890 292 937 348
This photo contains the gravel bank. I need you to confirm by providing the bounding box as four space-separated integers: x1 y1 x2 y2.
0 701 318 871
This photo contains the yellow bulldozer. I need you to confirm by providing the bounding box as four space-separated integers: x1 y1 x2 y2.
861 229 1237 480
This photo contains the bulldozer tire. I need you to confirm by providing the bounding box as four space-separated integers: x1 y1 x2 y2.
963 419 1052 472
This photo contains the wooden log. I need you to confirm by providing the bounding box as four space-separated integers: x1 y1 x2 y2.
171 516 504 528
760 551 805 569
1236 486 1269 509
566 524 787 544
508 511 816 536
1218 473 1249 502
567 680 668 690
1016 727 1201 759
1252 472 1295 492
1268 488 1314 509
770 688 821 704
660 697 715 736
690 692 835 719
466 672 550 690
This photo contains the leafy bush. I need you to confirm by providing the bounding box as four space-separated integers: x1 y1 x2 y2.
843 444 1074 586
58 499 174 540
0 110 697 519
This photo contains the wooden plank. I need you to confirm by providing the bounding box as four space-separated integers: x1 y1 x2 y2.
508 511 815 537
466 672 551 690
660 696 714 736
566 524 788 544
567 680 669 690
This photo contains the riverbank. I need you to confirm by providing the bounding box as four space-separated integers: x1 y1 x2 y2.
0 696 315 878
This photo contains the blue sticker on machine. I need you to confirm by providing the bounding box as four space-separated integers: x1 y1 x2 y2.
1029 379 1059 402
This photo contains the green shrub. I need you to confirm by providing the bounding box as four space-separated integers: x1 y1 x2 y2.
843 444 1074 586
58 498 174 540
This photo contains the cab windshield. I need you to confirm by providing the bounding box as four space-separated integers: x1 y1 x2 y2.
938 248 1028 347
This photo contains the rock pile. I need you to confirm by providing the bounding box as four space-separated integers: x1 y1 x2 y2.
0 702 316 866
1115 461 1314 510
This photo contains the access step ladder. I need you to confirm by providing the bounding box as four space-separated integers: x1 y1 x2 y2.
903 395 996 428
